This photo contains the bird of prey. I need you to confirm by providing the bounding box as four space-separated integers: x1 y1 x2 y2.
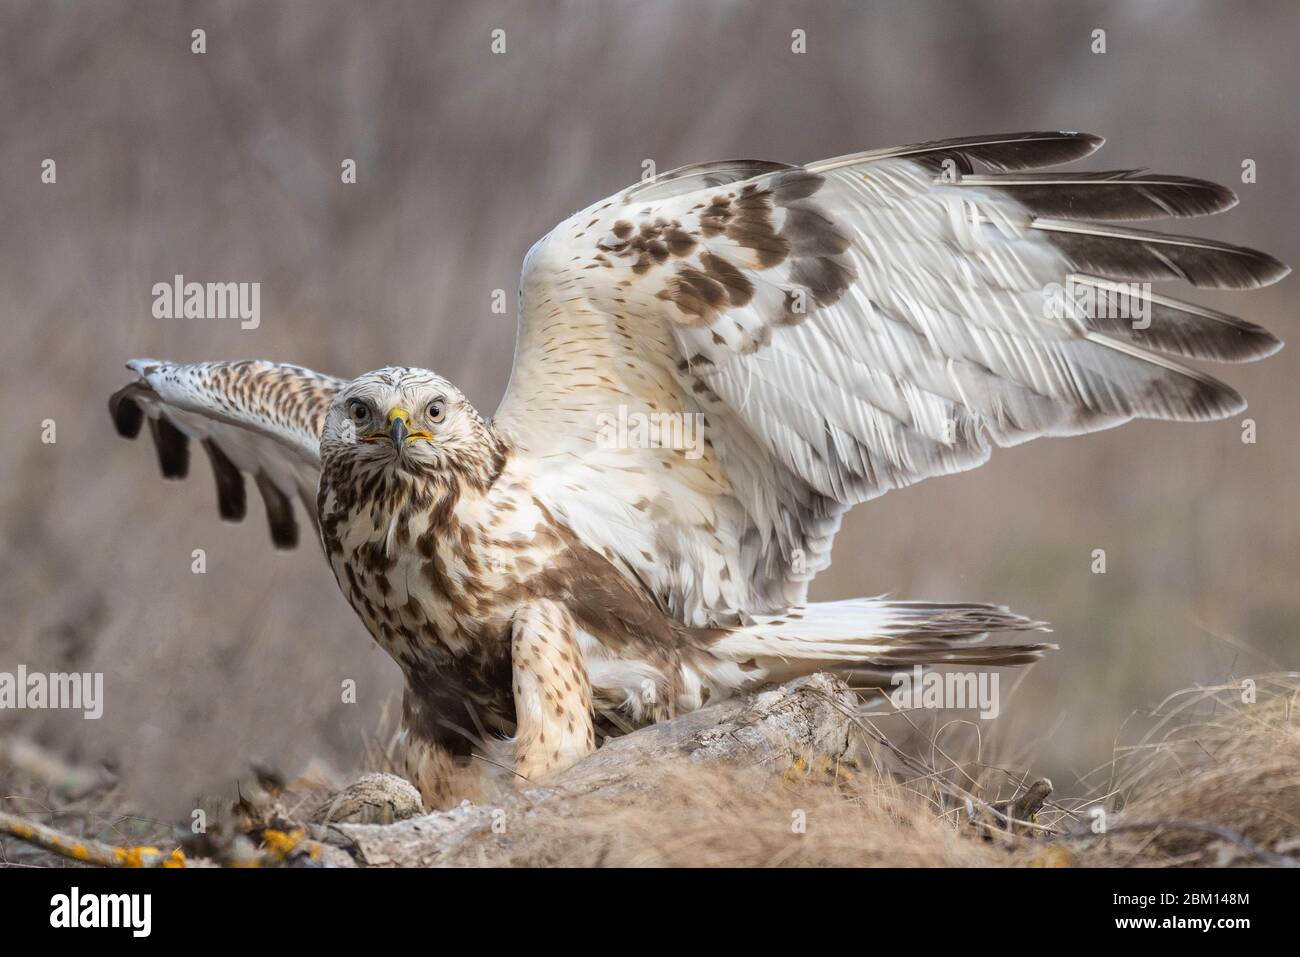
109 132 1286 808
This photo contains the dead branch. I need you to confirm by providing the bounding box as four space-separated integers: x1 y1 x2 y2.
0 809 185 868
326 672 860 866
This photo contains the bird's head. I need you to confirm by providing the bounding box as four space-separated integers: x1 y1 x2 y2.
321 367 504 487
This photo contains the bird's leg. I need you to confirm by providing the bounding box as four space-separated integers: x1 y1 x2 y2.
403 735 458 811
511 599 596 781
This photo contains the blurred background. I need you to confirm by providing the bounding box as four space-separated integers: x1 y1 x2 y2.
1 0 1295 818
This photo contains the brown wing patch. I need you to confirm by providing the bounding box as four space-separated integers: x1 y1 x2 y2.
649 169 856 331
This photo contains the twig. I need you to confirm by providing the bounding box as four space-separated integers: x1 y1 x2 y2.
0 810 186 868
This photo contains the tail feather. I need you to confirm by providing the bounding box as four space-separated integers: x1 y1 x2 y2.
707 598 1054 686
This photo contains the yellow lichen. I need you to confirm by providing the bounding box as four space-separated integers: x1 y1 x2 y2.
113 845 163 867
261 828 306 860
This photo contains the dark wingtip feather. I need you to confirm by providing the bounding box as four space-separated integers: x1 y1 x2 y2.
1253 252 1292 287
108 387 144 438
810 131 1104 176
1035 219 1291 290
148 416 189 479
255 470 298 549
1149 373 1246 422
958 170 1238 220
943 131 1104 172
1082 331 1253 422
1076 132 1106 153
972 130 1102 171
1122 318 1281 364
1069 278 1283 363
1200 245 1291 289
201 438 247 522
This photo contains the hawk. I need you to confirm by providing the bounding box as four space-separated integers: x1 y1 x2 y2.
109 132 1286 807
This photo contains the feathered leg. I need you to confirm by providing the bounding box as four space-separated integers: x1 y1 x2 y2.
403 734 458 811
511 599 596 780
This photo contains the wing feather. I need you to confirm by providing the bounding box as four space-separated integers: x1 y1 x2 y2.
109 359 344 550
494 132 1287 623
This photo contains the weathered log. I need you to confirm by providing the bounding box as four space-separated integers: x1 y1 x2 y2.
326 673 859 866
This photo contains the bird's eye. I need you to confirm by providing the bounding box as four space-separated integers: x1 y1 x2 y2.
347 399 369 423
427 399 446 423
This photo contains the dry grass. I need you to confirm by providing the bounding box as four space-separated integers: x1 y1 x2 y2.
357 672 1300 868
3 673 1296 867
468 761 1017 868
1064 675 1300 866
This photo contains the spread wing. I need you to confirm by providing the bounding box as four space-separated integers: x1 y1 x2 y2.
493 131 1287 625
108 359 345 548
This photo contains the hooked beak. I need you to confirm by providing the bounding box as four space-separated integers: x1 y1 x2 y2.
362 407 432 447
387 408 411 445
